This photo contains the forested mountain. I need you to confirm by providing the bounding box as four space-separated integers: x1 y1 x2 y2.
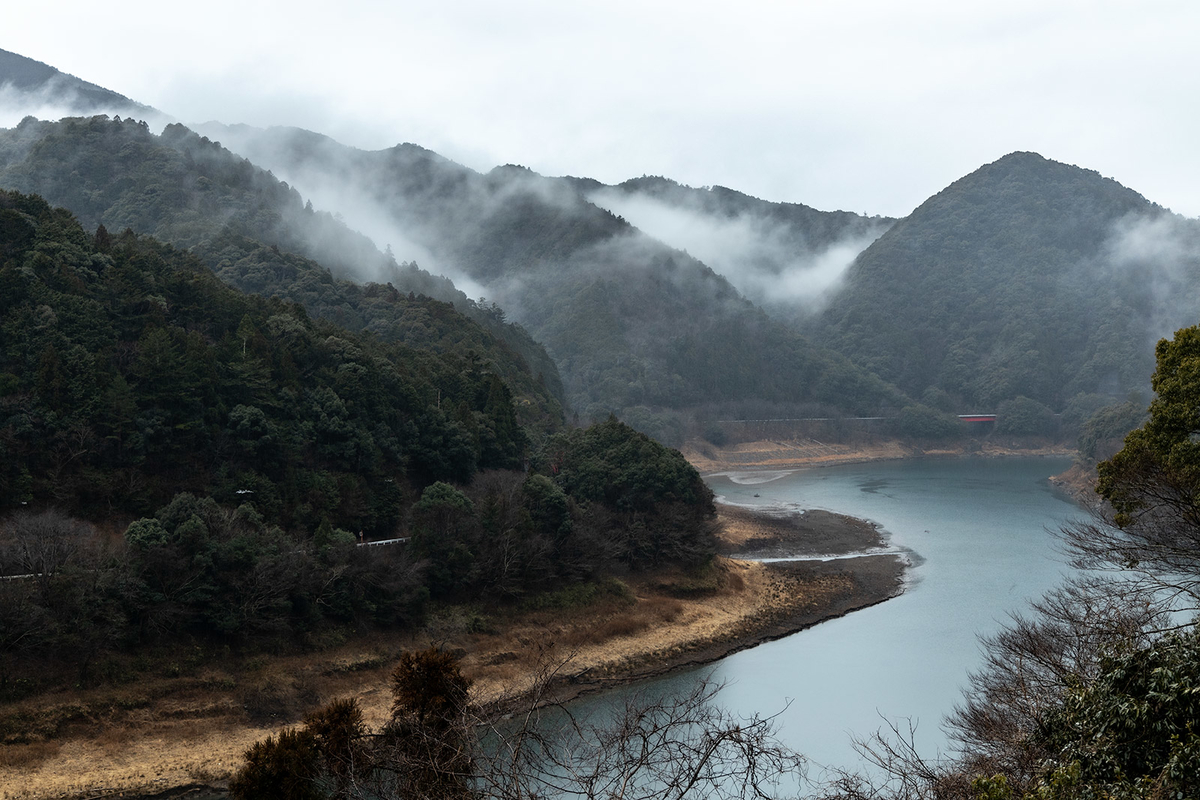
0 48 149 117
574 175 893 319
812 152 1200 420
194 124 912 440
0 189 528 529
9 51 1187 443
0 115 565 427
0 192 717 676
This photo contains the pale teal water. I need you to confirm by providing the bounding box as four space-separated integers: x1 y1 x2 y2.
623 457 1080 784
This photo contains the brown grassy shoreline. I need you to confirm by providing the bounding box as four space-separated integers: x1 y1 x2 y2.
0 500 906 800
682 436 1074 473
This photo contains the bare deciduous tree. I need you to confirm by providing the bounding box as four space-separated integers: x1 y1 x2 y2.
232 649 805 800
0 509 96 602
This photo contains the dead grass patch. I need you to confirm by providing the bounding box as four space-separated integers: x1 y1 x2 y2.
237 667 320 724
0 740 61 771
560 595 686 647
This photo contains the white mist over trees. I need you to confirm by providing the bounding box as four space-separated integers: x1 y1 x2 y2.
588 185 888 316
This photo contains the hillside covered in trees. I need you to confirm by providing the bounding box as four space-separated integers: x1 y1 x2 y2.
0 115 565 428
0 189 527 526
0 190 717 689
194 123 915 440
813 152 1200 425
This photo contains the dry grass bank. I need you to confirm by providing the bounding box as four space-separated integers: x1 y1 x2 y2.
682 437 1074 473
1049 461 1100 505
0 505 905 799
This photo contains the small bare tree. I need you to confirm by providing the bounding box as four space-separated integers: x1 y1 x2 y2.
472 663 805 800
0 509 96 603
232 648 805 800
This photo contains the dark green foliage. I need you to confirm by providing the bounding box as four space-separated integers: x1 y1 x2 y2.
1030 629 1200 797
543 416 710 512
410 483 479 598
971 629 1200 799
1058 393 1113 444
0 189 527 528
1077 400 1147 461
0 499 428 687
995 396 1058 437
406 418 719 601
1098 325 1200 522
196 231 563 432
0 116 565 431
124 494 308 639
815 152 1200 416
536 416 716 569
895 404 964 441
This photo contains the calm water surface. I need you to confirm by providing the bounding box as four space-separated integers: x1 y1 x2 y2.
631 457 1080 781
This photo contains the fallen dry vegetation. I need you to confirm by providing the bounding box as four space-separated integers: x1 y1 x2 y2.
0 505 904 800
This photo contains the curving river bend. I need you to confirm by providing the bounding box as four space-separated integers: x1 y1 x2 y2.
626 456 1080 783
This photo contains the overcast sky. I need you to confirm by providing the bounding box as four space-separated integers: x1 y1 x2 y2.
5 0 1199 218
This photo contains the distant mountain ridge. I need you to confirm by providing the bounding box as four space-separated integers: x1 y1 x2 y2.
0 48 150 116
578 174 890 251
196 122 911 440
5 48 1197 442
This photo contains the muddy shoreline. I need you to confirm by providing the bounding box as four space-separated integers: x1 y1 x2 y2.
520 502 908 707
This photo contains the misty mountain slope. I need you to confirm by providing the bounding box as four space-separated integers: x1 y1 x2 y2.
575 175 894 318
0 48 150 116
813 151 1200 413
0 188 535 530
198 123 912 436
0 115 565 426
0 116 409 283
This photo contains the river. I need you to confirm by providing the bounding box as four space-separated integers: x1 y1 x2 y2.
625 456 1080 784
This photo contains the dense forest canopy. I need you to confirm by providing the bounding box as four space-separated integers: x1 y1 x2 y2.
0 189 527 528
0 190 717 689
813 152 1200 417
0 115 565 428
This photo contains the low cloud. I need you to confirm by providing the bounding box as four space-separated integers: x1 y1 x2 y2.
589 188 883 314
0 79 169 132
196 123 491 301
1104 212 1200 343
